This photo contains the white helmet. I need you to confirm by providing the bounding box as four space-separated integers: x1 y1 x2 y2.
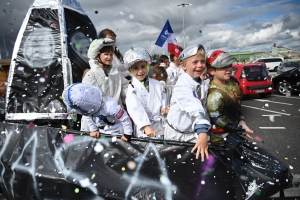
123 47 151 70
62 83 106 116
87 38 115 59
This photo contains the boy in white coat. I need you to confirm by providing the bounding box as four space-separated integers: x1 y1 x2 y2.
81 38 128 132
124 47 166 138
164 44 211 161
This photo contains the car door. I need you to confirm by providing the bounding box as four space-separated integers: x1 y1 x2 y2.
291 67 300 89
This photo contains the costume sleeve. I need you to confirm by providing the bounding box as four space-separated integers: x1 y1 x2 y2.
206 91 231 128
106 98 133 135
85 116 98 132
120 75 129 105
125 86 151 131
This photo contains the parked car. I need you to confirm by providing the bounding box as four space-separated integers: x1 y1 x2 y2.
251 57 284 72
232 63 274 98
272 66 300 95
277 60 300 74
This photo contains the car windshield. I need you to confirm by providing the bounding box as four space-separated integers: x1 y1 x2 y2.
242 65 268 81
282 61 300 68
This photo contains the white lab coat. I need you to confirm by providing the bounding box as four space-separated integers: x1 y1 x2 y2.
81 59 128 131
126 76 166 138
166 62 185 78
164 73 211 142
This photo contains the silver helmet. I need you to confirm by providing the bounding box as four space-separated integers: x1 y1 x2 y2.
87 38 115 59
123 47 151 70
178 44 205 61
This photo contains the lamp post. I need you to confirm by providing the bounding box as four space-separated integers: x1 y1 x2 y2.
177 3 191 49
207 39 212 51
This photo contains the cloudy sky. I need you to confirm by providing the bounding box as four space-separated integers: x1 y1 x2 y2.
0 0 300 58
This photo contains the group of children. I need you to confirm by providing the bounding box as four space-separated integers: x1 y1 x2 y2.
62 37 253 161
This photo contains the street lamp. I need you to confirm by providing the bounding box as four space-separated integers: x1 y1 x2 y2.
177 3 192 49
207 39 212 51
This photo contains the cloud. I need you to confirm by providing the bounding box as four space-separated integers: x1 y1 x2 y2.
0 0 300 57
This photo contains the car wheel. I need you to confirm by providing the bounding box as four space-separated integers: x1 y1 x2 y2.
274 66 278 72
276 81 292 95
259 93 271 98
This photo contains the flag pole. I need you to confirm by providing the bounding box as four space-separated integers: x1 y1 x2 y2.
148 44 155 54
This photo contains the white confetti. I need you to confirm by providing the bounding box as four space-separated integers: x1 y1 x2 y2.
177 154 182 159
289 165 293 170
39 77 45 82
265 103 269 107
269 115 275 122
112 136 117 142
94 142 104 153
160 175 171 185
119 11 124 15
201 180 205 185
79 178 90 188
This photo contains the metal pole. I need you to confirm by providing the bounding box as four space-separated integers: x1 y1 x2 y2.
183 7 185 48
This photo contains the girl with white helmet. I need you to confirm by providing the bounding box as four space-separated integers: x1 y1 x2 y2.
81 38 128 137
124 47 167 138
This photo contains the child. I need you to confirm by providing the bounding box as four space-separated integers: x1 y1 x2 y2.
206 50 253 143
166 46 184 78
151 66 168 92
62 83 132 141
124 47 166 139
164 44 211 161
81 38 128 132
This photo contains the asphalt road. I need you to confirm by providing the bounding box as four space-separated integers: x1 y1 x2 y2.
241 89 300 175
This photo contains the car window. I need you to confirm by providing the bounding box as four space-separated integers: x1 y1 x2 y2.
242 65 268 81
232 68 238 76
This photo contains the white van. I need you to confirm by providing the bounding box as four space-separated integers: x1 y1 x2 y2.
251 57 284 71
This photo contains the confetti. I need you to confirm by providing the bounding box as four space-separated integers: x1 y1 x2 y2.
268 115 275 122
289 165 293 170
61 125 67 130
119 11 124 15
265 103 269 107
91 174 96 179
29 122 35 128
95 11 98 14
122 167 125 171
112 136 117 142
94 143 104 153
177 154 181 159
74 188 79 193
127 161 136 170
201 180 205 185
79 178 90 188
63 134 74 143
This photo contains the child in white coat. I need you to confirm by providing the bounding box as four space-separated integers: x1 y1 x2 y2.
81 38 128 133
164 44 211 161
124 47 166 139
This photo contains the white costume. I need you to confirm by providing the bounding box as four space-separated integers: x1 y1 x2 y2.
164 72 211 142
63 83 132 136
80 38 128 132
166 62 184 78
126 76 166 138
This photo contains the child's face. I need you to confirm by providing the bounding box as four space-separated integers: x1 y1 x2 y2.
210 65 233 82
129 61 148 81
182 54 206 78
98 51 113 66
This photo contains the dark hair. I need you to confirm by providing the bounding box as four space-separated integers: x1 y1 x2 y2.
99 46 114 54
170 46 183 61
98 28 116 39
152 66 168 82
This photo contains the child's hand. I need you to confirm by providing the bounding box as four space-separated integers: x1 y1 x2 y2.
242 125 254 139
161 108 169 115
144 126 156 137
121 134 131 142
191 133 209 162
90 131 100 138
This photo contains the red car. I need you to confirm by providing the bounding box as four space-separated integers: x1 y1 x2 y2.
232 62 274 98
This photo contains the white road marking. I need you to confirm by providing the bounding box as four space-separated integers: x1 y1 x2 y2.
272 94 300 99
254 99 293 105
241 105 291 116
259 127 286 129
262 114 281 116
